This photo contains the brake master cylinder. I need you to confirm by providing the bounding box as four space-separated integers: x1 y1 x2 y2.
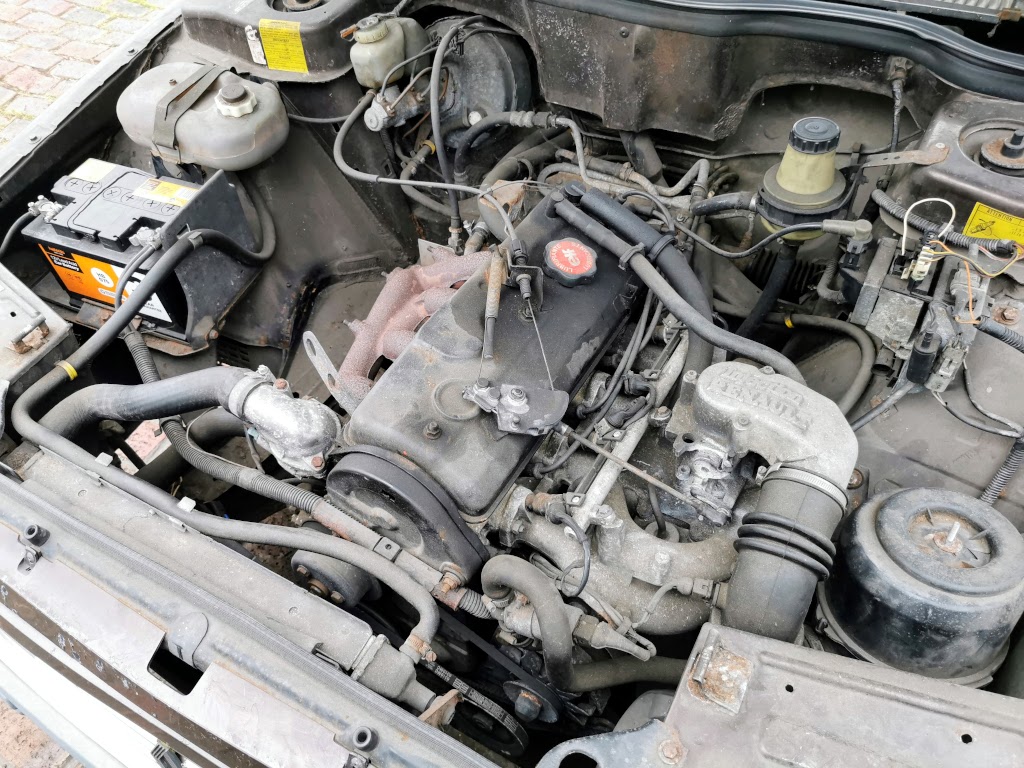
757 117 848 238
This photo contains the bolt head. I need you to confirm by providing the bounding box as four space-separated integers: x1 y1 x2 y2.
424 421 442 439
311 456 325 469
274 378 288 390
658 739 682 763
513 690 543 722
619 26 630 37
848 469 864 490
296 565 310 577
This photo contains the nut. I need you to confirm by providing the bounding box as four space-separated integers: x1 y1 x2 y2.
994 305 1020 325
424 421 442 439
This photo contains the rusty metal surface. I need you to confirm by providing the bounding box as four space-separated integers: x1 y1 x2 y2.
541 622 1024 766
335 250 491 413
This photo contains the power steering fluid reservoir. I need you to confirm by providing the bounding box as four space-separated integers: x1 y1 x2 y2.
758 117 847 239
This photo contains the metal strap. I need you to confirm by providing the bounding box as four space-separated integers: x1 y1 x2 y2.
153 64 228 156
762 465 848 509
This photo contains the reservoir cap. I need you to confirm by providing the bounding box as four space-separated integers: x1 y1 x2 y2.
790 117 841 155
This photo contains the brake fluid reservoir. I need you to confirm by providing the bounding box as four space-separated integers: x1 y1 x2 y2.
116 62 289 171
350 16 429 89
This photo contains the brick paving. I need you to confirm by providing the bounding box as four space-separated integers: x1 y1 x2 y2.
0 3 180 763
0 0 180 149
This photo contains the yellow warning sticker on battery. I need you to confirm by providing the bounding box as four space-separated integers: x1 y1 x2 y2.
964 202 1024 245
134 178 197 207
39 245 172 323
69 158 115 183
258 19 308 74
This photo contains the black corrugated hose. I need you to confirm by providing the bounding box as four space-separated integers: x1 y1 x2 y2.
982 439 1024 505
871 189 1016 255
979 318 1024 354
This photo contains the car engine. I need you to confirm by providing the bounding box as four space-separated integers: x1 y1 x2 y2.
2 0 1024 764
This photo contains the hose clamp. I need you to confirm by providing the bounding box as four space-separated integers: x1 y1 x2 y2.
647 233 677 265
618 242 646 270
762 465 848 510
226 365 274 418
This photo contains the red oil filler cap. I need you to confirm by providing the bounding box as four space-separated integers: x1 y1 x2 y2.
543 238 597 287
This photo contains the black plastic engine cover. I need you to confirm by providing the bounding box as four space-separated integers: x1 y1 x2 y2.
333 191 639 573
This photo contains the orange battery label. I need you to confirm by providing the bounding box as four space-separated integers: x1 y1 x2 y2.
39 244 171 323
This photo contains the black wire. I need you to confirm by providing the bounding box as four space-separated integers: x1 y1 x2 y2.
671 220 823 260
549 509 591 597
889 79 904 155
933 390 1022 438
648 485 667 538
537 293 657 475
579 291 653 418
287 112 352 124
850 382 917 431
0 212 34 262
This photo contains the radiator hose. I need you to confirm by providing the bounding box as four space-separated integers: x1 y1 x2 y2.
480 556 685 692
10 220 441 669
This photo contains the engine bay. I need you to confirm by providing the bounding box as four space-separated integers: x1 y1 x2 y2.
2 0 1024 764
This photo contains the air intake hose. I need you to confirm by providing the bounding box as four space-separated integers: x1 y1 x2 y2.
684 362 858 641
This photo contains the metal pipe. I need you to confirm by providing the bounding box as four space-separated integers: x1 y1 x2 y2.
572 337 688 529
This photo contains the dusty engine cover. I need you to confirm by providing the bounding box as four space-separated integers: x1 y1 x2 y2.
331 191 639 574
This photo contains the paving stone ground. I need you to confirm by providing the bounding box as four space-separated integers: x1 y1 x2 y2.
0 0 180 149
0 3 181 763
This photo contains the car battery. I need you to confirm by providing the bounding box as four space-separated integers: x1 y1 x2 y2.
21 158 260 351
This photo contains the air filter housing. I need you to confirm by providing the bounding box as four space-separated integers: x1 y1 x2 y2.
820 488 1024 686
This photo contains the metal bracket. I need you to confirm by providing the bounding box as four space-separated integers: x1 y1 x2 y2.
859 143 950 169
464 382 569 436
302 331 348 411
153 64 227 160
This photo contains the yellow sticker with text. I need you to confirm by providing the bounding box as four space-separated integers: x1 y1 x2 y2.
134 178 197 207
964 202 1024 245
258 19 308 74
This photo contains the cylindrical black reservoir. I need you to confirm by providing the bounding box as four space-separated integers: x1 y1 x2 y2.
820 488 1024 685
